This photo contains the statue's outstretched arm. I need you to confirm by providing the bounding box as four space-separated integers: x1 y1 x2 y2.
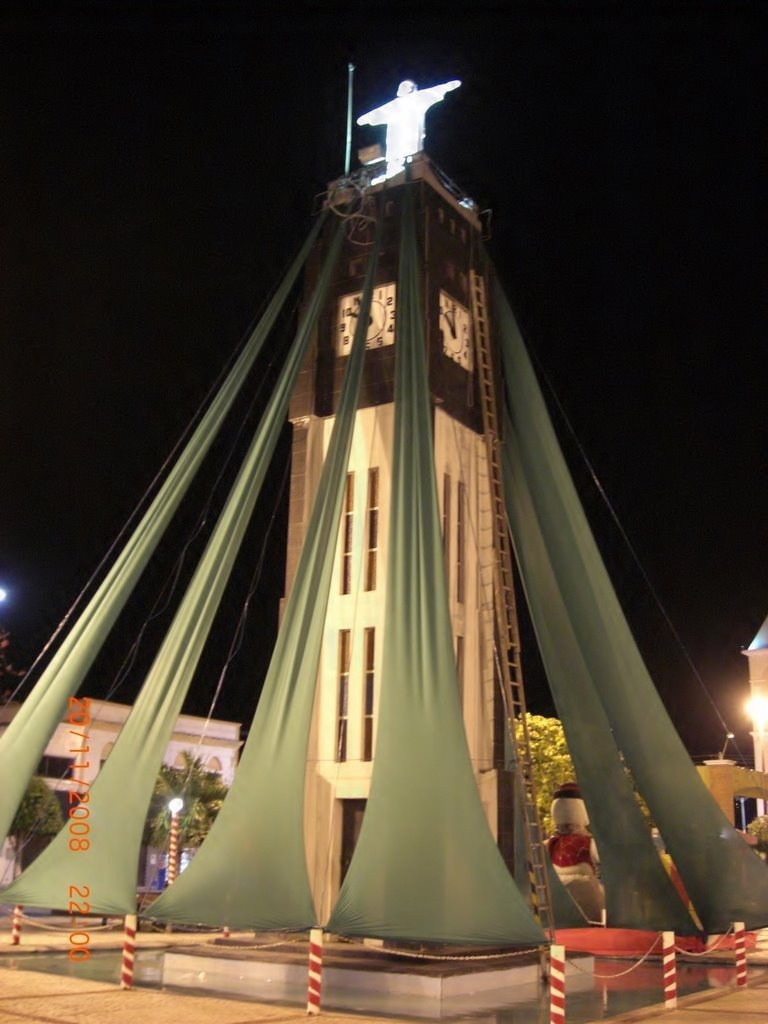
357 98 398 127
427 80 461 100
414 80 462 111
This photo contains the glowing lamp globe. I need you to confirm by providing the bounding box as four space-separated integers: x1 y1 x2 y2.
747 697 768 733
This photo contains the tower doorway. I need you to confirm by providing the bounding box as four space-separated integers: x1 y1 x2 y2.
340 799 367 884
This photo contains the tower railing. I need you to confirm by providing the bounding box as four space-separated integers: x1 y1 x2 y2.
469 269 554 940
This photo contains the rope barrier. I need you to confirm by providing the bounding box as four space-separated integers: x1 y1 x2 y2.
348 940 543 962
565 932 663 979
675 923 734 956
199 937 304 951
140 919 220 934
17 914 119 933
196 934 542 962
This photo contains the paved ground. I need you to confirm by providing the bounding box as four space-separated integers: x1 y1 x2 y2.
605 974 768 1023
3 917 768 1023
0 966 415 1024
3 961 768 1024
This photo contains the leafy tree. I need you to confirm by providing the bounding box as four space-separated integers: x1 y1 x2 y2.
747 814 768 854
515 714 576 836
515 713 654 836
9 776 64 874
144 751 228 852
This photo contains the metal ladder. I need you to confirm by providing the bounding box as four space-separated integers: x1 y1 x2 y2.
469 268 554 939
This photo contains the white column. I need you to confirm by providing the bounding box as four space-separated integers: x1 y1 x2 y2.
755 730 766 817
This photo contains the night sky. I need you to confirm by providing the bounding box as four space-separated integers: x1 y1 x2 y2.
1 3 765 761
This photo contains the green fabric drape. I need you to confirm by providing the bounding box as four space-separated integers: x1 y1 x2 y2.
327 189 545 947
495 277 768 932
0 213 326 850
2 221 344 914
149 220 383 930
502 410 696 932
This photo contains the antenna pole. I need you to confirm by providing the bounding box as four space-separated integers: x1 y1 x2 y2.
344 63 355 176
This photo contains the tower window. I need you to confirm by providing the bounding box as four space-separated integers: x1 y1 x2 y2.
456 635 465 704
36 755 74 780
363 627 375 762
365 468 379 592
457 480 466 604
442 472 451 572
336 630 351 762
341 473 354 595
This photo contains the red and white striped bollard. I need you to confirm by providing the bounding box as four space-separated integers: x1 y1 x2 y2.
11 905 23 945
549 943 565 1024
662 930 677 1008
167 808 180 885
120 913 137 989
307 927 323 1015
734 920 747 987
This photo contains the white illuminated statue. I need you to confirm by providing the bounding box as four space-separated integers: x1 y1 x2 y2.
357 78 461 180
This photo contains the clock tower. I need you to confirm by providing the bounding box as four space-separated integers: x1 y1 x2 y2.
285 154 513 922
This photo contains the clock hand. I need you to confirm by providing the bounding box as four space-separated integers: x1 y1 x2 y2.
443 307 457 337
350 297 378 332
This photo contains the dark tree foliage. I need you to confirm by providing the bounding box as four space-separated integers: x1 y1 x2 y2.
0 629 25 686
9 776 64 871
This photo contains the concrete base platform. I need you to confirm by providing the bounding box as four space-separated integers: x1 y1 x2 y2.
163 939 594 1017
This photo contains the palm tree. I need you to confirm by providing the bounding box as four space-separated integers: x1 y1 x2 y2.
145 751 228 853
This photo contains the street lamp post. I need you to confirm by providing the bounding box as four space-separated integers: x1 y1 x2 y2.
747 698 768 818
167 797 183 886
719 732 735 760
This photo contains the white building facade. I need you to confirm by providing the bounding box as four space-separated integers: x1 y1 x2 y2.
0 697 241 888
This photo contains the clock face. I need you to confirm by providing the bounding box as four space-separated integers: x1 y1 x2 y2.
336 283 397 356
439 290 472 370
